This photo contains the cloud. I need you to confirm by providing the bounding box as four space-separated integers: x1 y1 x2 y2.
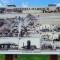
21 2 28 8
0 0 14 6
56 3 60 7
1 0 9 5
0 3 3 7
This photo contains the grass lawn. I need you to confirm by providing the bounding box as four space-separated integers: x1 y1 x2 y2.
58 55 60 60
0 54 60 60
0 55 5 60
17 55 49 60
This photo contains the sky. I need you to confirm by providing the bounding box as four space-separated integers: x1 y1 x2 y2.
0 0 60 7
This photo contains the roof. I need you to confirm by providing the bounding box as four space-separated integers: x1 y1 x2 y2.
48 4 56 6
7 5 16 7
